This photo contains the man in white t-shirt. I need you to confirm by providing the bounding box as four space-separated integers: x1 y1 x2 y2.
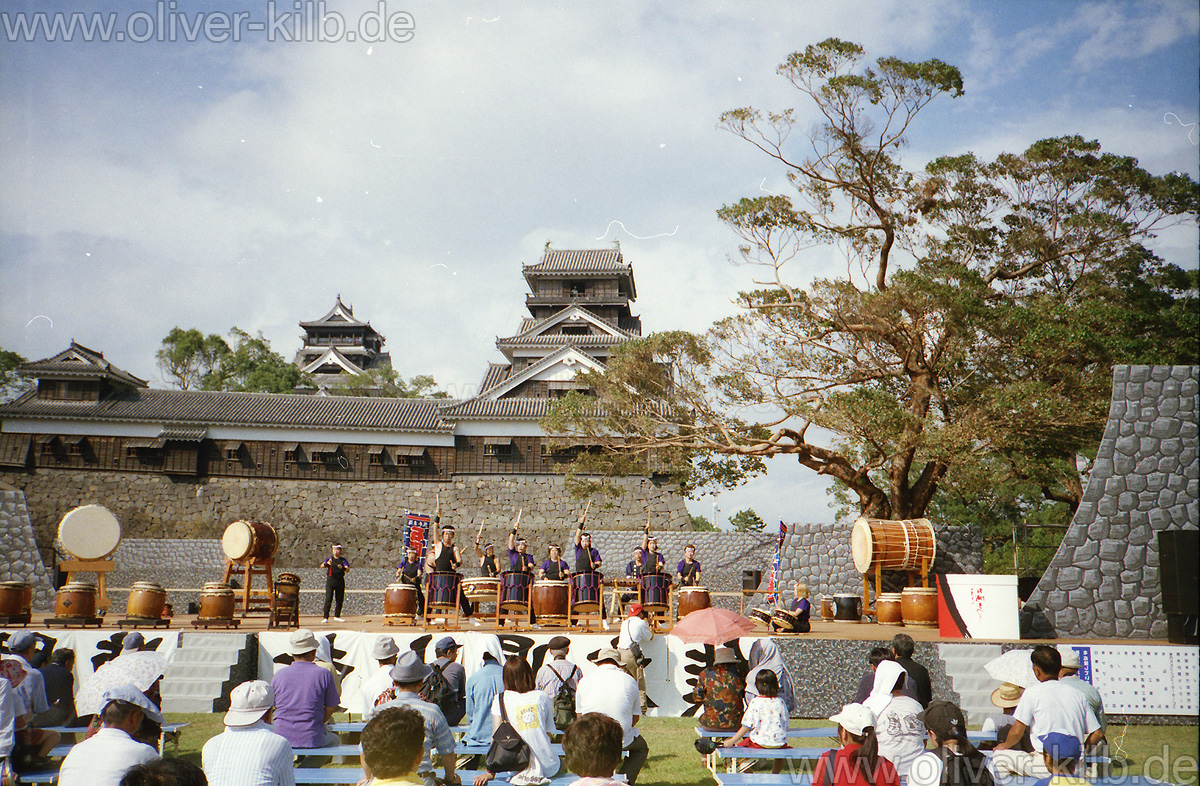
58 685 161 786
359 636 400 715
576 648 649 785
616 604 652 711
992 646 1101 786
866 661 927 777
202 680 296 786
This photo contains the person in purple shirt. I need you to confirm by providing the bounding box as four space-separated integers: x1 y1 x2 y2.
640 528 666 574
506 526 536 576
573 526 602 574
539 545 570 580
675 544 702 586
270 629 341 764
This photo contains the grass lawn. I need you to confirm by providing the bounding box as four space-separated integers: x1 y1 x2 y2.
165 713 1198 786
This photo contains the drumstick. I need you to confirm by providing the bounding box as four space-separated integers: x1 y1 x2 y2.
578 500 591 527
434 492 441 524
474 516 484 543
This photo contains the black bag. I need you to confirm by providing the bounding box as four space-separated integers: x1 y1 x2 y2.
420 663 454 715
485 693 531 774
551 664 578 730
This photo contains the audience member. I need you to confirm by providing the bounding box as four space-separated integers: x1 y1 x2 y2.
694 646 745 732
361 637 401 714
812 703 899 786
5 632 60 765
314 635 343 695
202 680 295 786
120 632 147 654
0 671 20 766
474 655 560 786
463 636 506 749
360 706 427 786
270 629 341 758
1030 732 1089 786
120 758 208 786
865 660 925 777
576 648 649 786
854 647 919 704
891 634 932 708
432 637 467 726
745 639 796 716
907 701 994 786
1056 646 1106 737
564 712 625 786
980 683 1029 752
616 604 653 711
535 636 580 702
992 647 1101 786
58 685 162 786
34 649 76 727
367 651 459 786
721 670 789 774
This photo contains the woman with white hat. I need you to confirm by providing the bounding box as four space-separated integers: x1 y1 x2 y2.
812 703 899 786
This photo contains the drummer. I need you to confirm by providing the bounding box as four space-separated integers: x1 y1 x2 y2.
675 544 702 586
506 525 536 577
640 527 666 575
395 545 426 616
425 524 472 618
539 545 570 581
573 526 603 575
473 539 500 578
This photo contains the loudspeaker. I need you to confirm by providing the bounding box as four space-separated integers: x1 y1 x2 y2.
1157 529 1198 645
742 569 763 591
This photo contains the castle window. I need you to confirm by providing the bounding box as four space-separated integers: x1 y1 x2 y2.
483 437 514 457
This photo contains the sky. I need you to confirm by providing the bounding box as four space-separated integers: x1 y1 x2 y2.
2 0 1197 529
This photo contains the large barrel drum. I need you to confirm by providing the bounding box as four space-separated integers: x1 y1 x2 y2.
532 580 569 620
901 587 938 627
851 518 937 574
678 586 712 618
55 582 97 618
876 592 904 626
58 505 122 560
0 582 27 617
127 581 167 619
198 582 236 620
384 583 418 617
221 520 277 562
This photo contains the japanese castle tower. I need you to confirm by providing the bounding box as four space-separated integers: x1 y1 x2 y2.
293 296 391 392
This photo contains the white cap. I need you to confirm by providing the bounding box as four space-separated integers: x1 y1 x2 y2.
101 684 165 725
288 628 319 655
1057 644 1081 669
224 680 274 726
829 702 876 736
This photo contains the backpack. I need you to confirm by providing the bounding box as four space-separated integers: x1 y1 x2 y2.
551 663 579 730
420 662 455 715
485 693 531 774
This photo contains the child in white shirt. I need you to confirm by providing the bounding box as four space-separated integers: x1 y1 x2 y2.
722 670 790 774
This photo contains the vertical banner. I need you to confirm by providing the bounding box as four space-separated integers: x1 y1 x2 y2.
403 513 432 563
766 521 787 604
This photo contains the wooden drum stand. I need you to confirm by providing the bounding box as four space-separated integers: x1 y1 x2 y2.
222 558 275 616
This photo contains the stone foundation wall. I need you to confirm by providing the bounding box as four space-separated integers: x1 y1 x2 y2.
0 471 690 569
0 485 57 611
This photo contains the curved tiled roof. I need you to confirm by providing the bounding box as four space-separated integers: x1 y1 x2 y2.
0 388 455 432
437 398 553 420
523 248 627 273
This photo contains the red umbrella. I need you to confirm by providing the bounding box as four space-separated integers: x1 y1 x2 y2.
668 606 756 645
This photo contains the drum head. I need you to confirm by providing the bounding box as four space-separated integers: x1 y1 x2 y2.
222 521 253 560
58 505 122 560
851 517 874 573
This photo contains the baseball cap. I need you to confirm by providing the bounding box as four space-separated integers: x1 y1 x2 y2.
7 631 36 652
1040 732 1082 761
372 636 400 660
435 636 460 654
121 632 144 651
917 700 966 740
101 683 165 725
829 703 875 736
224 680 274 726
1057 645 1081 669
627 603 644 617
288 629 319 655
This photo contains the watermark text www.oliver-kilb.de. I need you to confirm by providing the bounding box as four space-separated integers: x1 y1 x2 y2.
2 1 414 44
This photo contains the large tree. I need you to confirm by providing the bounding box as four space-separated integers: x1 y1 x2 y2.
156 327 304 393
0 349 28 402
544 39 1198 528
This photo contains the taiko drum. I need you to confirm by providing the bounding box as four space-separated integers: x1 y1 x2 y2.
384 583 418 617
461 577 501 603
0 582 27 617
748 608 773 629
901 587 938 627
55 582 97 619
126 581 167 619
276 573 301 595
532 580 569 620
221 520 277 562
677 586 712 618
851 517 937 574
820 595 835 622
198 581 236 620
876 592 904 626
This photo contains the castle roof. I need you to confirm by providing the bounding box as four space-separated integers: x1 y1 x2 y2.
18 342 147 389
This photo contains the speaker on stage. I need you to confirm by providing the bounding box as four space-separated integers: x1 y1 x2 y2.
1158 529 1198 645
742 569 763 591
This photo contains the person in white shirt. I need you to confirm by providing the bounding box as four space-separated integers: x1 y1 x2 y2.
58 684 161 786
535 636 581 701
616 604 652 711
575 648 649 786
360 636 401 715
721 670 789 774
866 660 927 777
1056 646 1106 736
992 646 1101 786
202 680 296 786
473 656 560 786
6 631 60 763
0 675 19 761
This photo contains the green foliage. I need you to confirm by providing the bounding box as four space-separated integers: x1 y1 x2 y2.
157 327 304 393
729 508 766 532
156 328 229 390
328 365 449 398
689 514 717 532
0 349 29 402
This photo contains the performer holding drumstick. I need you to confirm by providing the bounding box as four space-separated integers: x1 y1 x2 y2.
506 510 536 576
572 501 608 627
424 496 472 618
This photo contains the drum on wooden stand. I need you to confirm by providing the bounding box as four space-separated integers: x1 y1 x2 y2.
500 572 532 611
0 582 27 617
876 592 904 626
222 520 278 563
901 587 938 627
639 573 671 612
570 572 602 612
462 577 501 604
833 593 862 622
198 582 235 620
771 608 809 633
276 573 301 595
58 505 122 560
126 581 167 619
851 518 937 574
820 595 835 622
428 572 460 610
748 608 773 629
384 583 418 617
678 586 711 618
55 582 97 619
532 580 569 620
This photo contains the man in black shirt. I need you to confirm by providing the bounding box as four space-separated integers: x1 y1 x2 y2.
321 543 351 623
891 632 932 708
